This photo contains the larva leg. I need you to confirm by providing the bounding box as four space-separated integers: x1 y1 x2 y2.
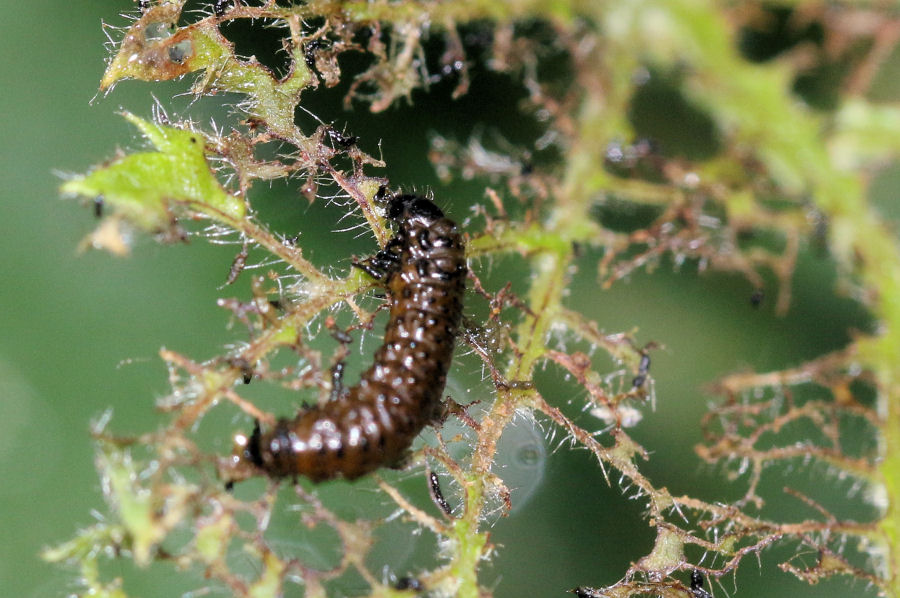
690 570 712 598
353 236 404 281
327 326 353 401
351 260 386 280
248 419 263 466
428 469 453 516
329 361 345 402
223 418 263 490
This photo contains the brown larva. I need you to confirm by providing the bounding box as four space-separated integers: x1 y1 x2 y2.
220 194 466 485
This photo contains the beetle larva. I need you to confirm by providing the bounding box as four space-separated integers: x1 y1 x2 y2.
221 194 466 484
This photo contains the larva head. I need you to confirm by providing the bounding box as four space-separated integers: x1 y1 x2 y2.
386 194 444 224
218 420 263 489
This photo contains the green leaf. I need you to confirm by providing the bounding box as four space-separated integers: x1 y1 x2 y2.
61 112 244 252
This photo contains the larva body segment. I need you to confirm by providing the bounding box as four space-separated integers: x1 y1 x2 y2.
222 195 466 484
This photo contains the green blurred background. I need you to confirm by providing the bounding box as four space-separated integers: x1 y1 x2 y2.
2 3 896 597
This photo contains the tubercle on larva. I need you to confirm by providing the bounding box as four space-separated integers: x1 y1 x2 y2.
220 194 466 486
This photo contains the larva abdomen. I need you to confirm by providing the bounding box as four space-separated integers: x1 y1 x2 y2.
221 195 465 484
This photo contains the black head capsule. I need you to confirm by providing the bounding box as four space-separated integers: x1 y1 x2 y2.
387 194 444 223
374 184 390 204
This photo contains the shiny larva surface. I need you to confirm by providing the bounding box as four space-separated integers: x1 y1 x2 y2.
222 195 466 483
